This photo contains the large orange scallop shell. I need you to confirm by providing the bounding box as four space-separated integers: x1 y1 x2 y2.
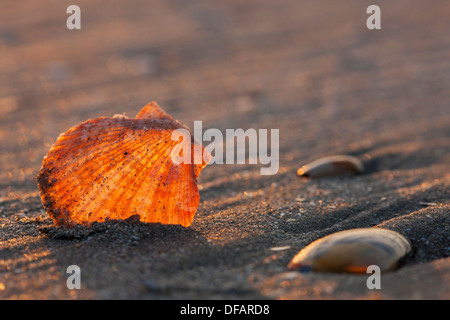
37 102 210 227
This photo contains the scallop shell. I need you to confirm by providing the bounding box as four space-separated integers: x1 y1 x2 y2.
37 102 210 227
297 155 364 178
287 228 412 273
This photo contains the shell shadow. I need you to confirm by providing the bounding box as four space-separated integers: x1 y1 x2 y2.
38 218 201 245
346 138 450 175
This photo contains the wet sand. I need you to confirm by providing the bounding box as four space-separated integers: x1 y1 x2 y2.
0 0 449 299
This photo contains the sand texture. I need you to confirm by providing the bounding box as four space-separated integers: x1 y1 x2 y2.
0 0 449 299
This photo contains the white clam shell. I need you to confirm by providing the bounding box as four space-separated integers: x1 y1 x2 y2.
297 155 364 178
288 228 412 273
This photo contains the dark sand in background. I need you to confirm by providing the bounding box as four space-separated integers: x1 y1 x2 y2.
0 0 449 299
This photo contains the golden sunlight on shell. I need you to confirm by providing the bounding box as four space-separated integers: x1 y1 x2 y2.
287 228 412 273
297 155 364 178
37 102 210 227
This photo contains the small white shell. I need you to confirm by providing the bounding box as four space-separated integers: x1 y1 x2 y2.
297 155 364 178
287 228 412 273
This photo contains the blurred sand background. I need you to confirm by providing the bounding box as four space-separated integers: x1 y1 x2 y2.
0 0 449 299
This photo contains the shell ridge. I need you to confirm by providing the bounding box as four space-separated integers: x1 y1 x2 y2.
49 132 152 217
156 161 183 225
38 102 208 227
135 101 175 121
142 150 195 225
113 135 178 223
88 130 176 223
47 122 168 195
80 135 162 222
170 164 199 226
43 127 170 224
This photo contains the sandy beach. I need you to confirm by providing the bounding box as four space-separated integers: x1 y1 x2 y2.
0 0 449 300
